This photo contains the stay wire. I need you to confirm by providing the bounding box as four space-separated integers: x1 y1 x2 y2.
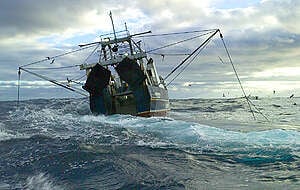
147 31 215 54
219 33 255 119
248 98 270 122
73 73 87 82
137 29 218 37
220 33 269 121
19 43 100 93
24 65 80 70
20 44 98 68
149 52 190 56
164 29 220 81
19 67 88 97
67 44 100 84
82 43 100 65
166 37 213 86
17 68 21 107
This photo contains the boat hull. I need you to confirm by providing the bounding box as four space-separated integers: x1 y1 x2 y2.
137 109 169 117
89 85 170 117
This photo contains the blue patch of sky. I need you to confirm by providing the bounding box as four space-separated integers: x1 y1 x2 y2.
38 33 97 46
214 0 261 9
63 34 98 45
38 35 58 44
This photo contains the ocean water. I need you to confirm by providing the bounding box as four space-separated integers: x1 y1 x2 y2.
0 97 299 189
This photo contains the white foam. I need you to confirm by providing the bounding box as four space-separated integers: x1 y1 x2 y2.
25 173 62 190
0 183 10 190
190 123 300 149
7 101 300 151
0 123 16 141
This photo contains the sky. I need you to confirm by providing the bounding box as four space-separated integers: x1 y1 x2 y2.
0 0 299 100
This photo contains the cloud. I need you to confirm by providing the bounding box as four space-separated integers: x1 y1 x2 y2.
259 0 300 34
252 67 300 78
0 0 102 38
0 0 154 41
1 0 300 99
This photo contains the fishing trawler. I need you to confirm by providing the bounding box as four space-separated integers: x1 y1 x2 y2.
79 13 170 116
18 12 239 117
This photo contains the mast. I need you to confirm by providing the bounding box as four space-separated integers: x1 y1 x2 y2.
109 11 117 41
109 11 119 53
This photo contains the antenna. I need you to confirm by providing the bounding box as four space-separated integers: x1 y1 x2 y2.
109 11 117 41
125 22 130 36
109 11 118 52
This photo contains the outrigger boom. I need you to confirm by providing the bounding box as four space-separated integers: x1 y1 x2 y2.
78 31 152 48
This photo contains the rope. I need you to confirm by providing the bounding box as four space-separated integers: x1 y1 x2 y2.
219 33 255 119
219 33 270 121
17 44 100 100
149 52 190 56
71 73 87 83
19 67 88 97
24 65 80 70
247 98 269 121
66 79 83 85
66 45 100 84
146 31 215 54
164 29 220 81
137 29 218 37
83 43 100 64
20 44 98 68
17 68 21 106
166 36 213 86
23 65 87 90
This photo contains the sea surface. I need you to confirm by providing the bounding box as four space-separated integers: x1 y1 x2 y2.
0 97 299 189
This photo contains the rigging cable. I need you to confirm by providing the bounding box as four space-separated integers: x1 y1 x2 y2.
149 52 190 56
219 32 269 121
73 73 87 82
164 29 220 81
83 43 100 64
67 43 101 84
20 44 98 68
17 68 21 107
166 36 213 86
24 65 80 70
137 29 218 37
147 31 215 54
19 67 88 97
17 44 100 99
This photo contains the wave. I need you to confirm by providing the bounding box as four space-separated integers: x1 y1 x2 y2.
1 98 299 168
3 98 300 148
1 133 298 189
1 98 299 189
25 173 63 190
